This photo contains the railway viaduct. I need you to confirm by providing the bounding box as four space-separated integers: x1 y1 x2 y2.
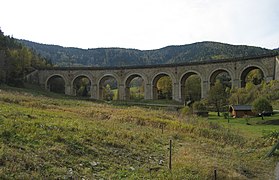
26 54 279 102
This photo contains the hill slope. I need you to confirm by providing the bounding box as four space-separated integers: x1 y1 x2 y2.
0 85 277 179
0 29 50 86
18 40 275 67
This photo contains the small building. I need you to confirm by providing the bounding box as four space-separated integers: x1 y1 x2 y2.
229 105 256 118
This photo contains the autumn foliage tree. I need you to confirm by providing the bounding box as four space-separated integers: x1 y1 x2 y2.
229 80 279 106
103 84 115 101
246 69 263 85
157 76 172 99
207 80 228 116
184 75 201 101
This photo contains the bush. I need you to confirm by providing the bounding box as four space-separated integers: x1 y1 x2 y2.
180 106 192 117
252 97 273 118
193 101 207 112
193 101 208 117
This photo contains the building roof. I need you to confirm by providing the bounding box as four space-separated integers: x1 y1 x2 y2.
230 105 252 111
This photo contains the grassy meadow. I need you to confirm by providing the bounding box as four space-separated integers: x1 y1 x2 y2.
208 112 279 138
0 85 278 179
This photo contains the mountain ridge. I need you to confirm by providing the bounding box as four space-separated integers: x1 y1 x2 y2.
18 39 276 67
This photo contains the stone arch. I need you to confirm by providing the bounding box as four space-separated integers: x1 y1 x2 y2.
151 72 175 100
98 74 120 100
124 73 147 100
71 72 94 85
45 74 66 94
209 68 233 88
71 74 92 97
180 70 202 102
240 65 266 87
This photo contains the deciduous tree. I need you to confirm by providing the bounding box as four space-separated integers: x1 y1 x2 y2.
103 84 114 101
208 80 228 116
252 97 273 120
184 75 201 101
157 76 172 99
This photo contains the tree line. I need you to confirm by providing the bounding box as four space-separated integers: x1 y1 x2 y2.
196 79 278 117
0 28 51 86
154 71 278 117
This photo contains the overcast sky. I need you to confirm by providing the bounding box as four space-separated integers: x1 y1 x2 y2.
0 0 278 50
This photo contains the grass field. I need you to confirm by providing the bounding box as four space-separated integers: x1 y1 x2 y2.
208 112 279 138
0 85 278 179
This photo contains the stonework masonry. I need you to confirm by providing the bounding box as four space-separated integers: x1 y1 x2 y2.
26 55 279 102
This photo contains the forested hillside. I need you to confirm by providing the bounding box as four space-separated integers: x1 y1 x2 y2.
19 39 275 67
0 29 51 86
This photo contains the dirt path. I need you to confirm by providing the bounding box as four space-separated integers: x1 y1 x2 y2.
275 162 279 180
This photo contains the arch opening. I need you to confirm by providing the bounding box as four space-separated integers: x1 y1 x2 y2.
153 74 172 100
47 75 65 94
125 75 144 100
73 76 91 97
181 72 201 103
210 70 232 89
241 67 264 87
99 76 118 101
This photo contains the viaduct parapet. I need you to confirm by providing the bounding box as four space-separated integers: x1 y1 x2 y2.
27 54 279 102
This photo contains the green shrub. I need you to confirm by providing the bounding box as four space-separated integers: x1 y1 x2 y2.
252 97 273 114
180 106 192 117
193 101 207 112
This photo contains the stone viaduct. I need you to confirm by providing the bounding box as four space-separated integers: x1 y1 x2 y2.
27 54 279 102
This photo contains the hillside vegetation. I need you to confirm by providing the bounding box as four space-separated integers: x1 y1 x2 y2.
0 85 278 179
18 39 276 67
0 29 51 86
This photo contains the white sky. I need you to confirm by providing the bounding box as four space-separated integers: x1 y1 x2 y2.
0 0 278 50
